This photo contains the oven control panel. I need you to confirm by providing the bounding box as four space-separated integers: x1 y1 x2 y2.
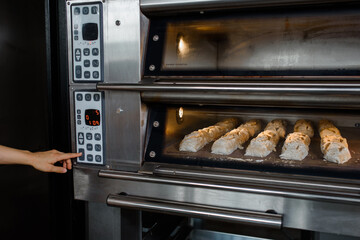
74 91 105 165
71 2 103 82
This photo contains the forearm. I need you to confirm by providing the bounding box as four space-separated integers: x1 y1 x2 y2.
0 145 34 166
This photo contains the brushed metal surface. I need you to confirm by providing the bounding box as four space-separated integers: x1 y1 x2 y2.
99 170 360 204
97 83 360 108
107 194 283 228
73 167 360 236
104 91 142 171
105 0 141 84
140 0 358 14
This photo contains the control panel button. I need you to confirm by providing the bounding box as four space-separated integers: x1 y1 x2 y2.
77 109 81 114
75 66 82 78
78 149 85 160
74 36 79 41
78 133 84 145
94 94 100 102
83 48 90 56
95 144 101 152
84 60 90 67
95 133 101 140
91 6 98 14
74 30 79 35
74 24 78 29
82 7 89 15
75 49 81 62
84 71 90 79
95 155 102 162
86 144 93 151
92 48 99 56
93 71 99 79
86 133 92 140
77 115 81 119
87 154 93 161
74 7 80 15
76 93 83 101
85 94 91 101
92 60 99 67
77 120 81 125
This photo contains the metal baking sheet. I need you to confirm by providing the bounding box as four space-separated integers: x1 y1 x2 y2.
162 127 360 174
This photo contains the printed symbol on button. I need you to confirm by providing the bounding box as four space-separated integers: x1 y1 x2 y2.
78 149 85 160
92 48 99 56
87 144 93 151
94 94 100 101
84 48 90 56
75 66 82 78
82 7 89 15
74 7 80 15
92 60 99 67
93 71 99 79
87 155 93 161
75 48 81 62
84 60 90 67
91 6 98 14
95 144 101 152
95 155 102 162
86 133 92 140
95 133 101 140
85 94 91 101
78 133 84 145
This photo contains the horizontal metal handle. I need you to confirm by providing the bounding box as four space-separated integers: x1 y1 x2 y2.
97 83 360 94
153 166 360 193
140 0 355 15
99 170 360 204
107 194 282 229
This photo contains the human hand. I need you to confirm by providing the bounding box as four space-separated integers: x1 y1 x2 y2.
29 150 82 173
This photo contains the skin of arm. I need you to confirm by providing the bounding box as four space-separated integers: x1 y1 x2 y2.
0 145 82 173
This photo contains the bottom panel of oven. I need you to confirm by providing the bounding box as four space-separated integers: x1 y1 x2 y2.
145 106 360 179
73 167 360 237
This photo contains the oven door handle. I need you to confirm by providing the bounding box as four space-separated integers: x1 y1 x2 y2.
106 194 283 229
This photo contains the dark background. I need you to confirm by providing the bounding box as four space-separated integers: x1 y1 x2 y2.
0 0 84 239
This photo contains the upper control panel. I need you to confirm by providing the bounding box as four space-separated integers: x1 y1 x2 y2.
71 2 103 82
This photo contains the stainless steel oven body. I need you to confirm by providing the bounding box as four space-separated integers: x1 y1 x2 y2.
67 0 360 237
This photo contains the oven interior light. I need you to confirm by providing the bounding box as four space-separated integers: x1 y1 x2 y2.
176 107 184 124
176 33 189 56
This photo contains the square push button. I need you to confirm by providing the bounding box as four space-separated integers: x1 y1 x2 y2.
76 93 83 101
84 48 90 56
86 144 93 151
94 94 100 101
93 71 99 79
95 144 101 152
95 133 101 140
92 48 99 56
92 59 99 67
91 6 98 14
85 94 92 101
87 154 93 161
86 133 92 140
95 155 102 162
84 71 91 79
84 60 90 67
74 7 80 15
82 7 89 15
78 149 85 160
75 66 82 78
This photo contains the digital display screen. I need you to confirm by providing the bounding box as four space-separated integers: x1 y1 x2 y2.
85 109 100 126
82 23 98 41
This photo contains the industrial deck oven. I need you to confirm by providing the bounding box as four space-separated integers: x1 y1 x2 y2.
66 0 360 238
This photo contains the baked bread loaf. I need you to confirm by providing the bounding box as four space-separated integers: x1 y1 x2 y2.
245 119 286 157
280 132 311 160
179 118 239 152
280 119 314 160
318 120 351 164
321 135 351 164
294 119 314 138
264 119 287 138
211 119 261 155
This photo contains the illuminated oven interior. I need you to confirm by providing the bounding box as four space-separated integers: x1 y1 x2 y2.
145 106 360 178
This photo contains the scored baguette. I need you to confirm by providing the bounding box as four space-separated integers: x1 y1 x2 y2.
318 120 351 164
211 119 261 155
179 118 239 152
280 119 313 161
245 119 287 157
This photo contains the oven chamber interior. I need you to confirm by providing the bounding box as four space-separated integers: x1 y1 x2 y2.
143 105 360 179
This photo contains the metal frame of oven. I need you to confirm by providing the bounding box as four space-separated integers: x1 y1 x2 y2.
67 0 360 238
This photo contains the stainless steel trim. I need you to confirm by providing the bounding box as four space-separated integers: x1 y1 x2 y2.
153 167 360 192
97 83 360 93
140 0 358 14
107 194 283 228
99 170 360 204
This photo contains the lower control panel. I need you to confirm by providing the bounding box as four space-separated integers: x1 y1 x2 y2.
74 91 105 165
